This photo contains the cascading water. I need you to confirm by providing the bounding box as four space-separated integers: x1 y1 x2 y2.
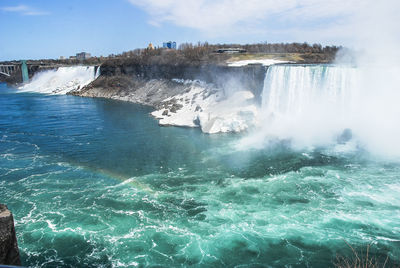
247 64 361 148
95 65 101 78
19 66 99 95
239 63 400 157
261 65 359 116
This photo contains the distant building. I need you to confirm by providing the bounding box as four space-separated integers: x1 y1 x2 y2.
148 43 155 50
147 43 155 50
59 56 65 60
69 56 76 60
76 52 91 60
163 41 176 49
214 48 246 54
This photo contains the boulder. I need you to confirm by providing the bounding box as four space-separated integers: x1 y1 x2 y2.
0 204 21 266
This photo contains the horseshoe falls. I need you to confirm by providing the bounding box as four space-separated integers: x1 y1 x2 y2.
249 65 361 149
1 63 400 268
242 64 400 158
262 65 358 117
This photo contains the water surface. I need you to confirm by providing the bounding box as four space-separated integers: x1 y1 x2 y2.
1 83 399 267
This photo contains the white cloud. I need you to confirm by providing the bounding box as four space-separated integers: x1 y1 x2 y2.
1 4 49 16
129 1 357 36
127 0 399 46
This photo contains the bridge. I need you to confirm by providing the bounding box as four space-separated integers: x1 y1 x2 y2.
0 61 29 82
0 64 17 77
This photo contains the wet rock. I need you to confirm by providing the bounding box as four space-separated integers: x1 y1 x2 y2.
193 116 201 126
0 204 21 266
337 128 352 144
162 110 169 116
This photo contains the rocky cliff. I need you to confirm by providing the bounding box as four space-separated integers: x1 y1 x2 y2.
71 63 266 106
99 63 266 98
0 204 21 266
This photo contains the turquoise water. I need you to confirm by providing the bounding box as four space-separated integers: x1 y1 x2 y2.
1 83 399 267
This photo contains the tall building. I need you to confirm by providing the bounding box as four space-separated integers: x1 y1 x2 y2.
162 41 176 49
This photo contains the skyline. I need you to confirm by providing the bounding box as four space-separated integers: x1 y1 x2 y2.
0 0 398 61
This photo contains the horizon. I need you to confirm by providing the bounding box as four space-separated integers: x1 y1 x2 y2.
1 0 389 61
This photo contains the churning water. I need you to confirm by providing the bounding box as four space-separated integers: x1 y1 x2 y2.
18 66 99 95
1 65 400 267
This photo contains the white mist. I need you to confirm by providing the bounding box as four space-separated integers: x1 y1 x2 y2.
239 1 400 158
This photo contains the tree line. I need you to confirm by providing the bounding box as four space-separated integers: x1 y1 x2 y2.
1 42 341 67
108 41 341 65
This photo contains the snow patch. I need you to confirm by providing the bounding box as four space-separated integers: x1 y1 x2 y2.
227 59 289 67
151 81 258 134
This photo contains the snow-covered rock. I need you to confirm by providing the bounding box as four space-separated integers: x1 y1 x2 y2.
151 80 258 134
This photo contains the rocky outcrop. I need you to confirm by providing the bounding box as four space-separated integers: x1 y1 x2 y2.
98 63 266 102
70 63 267 107
68 75 191 107
0 204 21 266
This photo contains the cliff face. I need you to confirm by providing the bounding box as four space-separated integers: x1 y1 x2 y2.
100 62 265 80
0 204 21 266
100 63 266 98
73 63 267 106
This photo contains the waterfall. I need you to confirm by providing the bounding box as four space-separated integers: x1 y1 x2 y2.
261 65 359 117
19 66 98 95
95 66 101 78
239 63 400 157
238 64 363 150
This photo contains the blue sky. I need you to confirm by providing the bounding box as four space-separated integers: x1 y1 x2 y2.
0 0 395 61
1 0 185 60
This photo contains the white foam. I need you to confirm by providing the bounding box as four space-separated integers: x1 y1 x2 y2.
19 66 99 95
236 63 400 157
238 64 362 150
